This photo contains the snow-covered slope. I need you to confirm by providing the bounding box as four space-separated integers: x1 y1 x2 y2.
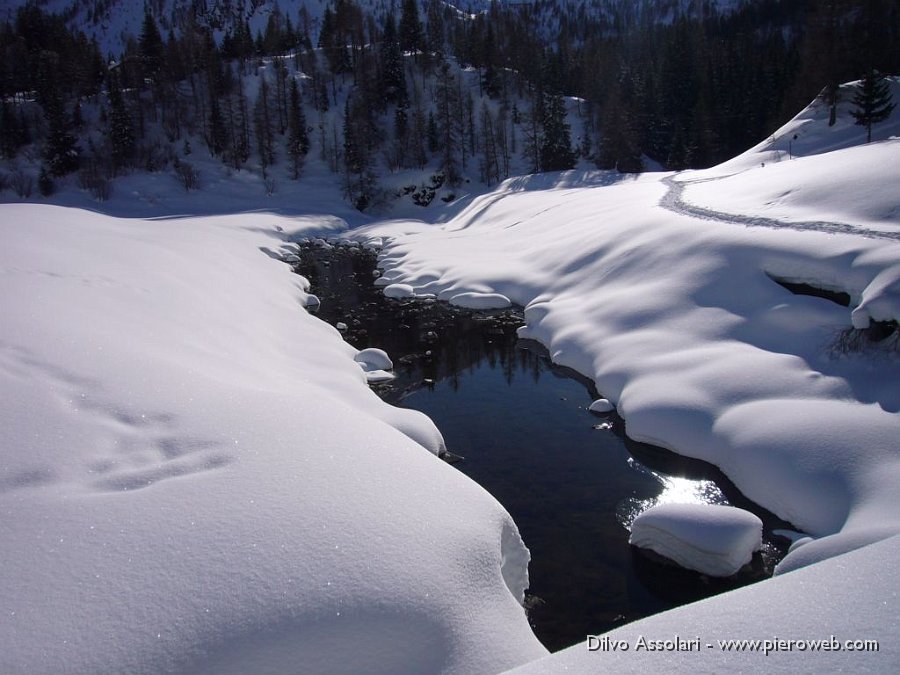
510 533 899 673
0 206 546 673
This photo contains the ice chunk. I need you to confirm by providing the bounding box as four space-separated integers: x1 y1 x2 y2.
354 348 393 372
588 398 615 414
629 503 762 577
384 283 416 299
448 291 512 309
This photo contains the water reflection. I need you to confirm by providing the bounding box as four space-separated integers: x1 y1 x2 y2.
616 460 728 532
292 243 790 652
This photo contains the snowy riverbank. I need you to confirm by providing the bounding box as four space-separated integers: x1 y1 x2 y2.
2 81 898 672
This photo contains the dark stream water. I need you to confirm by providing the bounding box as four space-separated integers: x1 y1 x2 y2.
294 242 791 652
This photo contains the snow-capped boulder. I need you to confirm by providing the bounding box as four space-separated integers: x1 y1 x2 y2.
448 291 512 309
629 503 763 577
354 348 393 372
384 283 416 299
588 398 615 414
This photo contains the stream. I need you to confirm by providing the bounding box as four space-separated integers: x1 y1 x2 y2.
294 241 792 652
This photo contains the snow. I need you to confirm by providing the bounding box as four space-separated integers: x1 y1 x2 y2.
383 282 416 298
510 533 900 673
346 86 900 668
2 76 899 673
448 291 512 309
629 503 763 577
588 398 615 414
354 347 394 371
0 205 545 673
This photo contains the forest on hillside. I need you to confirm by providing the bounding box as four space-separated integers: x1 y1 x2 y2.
1 0 897 208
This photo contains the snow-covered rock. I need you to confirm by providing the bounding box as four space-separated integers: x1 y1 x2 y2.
383 283 416 299
629 503 763 576
354 347 393 371
588 398 615 414
449 291 512 309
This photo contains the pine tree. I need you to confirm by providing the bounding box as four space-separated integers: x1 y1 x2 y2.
254 79 276 176
139 8 163 80
539 93 576 172
0 101 25 159
399 0 424 56
207 93 228 157
380 13 407 107
851 70 896 143
38 51 80 176
435 60 462 184
286 78 309 179
38 165 54 196
107 79 135 172
342 94 378 210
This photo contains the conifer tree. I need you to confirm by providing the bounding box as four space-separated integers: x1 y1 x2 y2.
107 78 135 172
435 60 462 184
851 70 896 143
254 79 276 176
342 94 377 209
539 93 576 172
139 8 163 80
37 51 80 176
380 13 407 107
286 78 309 179
399 0 424 56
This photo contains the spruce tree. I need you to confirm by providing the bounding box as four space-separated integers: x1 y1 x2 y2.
435 61 462 184
851 70 896 143
399 0 424 56
107 79 135 172
286 78 309 179
380 13 407 107
539 94 576 172
254 79 276 176
139 9 163 80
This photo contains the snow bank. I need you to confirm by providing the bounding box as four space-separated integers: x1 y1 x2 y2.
510 534 900 673
350 94 900 667
352 146 900 564
630 503 762 577
0 205 545 673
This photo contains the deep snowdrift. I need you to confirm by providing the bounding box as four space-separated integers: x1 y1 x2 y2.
0 206 546 673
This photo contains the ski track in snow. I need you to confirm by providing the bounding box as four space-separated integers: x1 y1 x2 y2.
660 173 900 242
